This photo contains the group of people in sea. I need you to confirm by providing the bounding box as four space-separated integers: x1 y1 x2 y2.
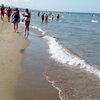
0 4 31 38
38 11 60 23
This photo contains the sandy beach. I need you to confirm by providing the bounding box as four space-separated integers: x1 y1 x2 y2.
0 17 61 100
1 13 100 100
0 18 29 100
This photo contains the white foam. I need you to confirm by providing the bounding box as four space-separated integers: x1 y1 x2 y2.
32 25 38 29
46 76 63 100
20 12 24 19
31 25 100 78
59 20 62 23
91 20 99 23
32 25 46 35
20 21 24 24
49 17 52 20
43 35 100 78
62 16 64 18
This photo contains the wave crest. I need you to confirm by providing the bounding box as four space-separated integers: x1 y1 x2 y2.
32 25 100 78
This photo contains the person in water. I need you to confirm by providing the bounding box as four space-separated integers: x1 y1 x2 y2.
23 8 31 38
38 11 40 16
45 14 48 23
41 13 45 23
57 14 60 21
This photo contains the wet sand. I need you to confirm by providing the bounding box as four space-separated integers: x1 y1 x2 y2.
0 18 29 100
16 33 61 100
45 64 100 100
16 28 100 100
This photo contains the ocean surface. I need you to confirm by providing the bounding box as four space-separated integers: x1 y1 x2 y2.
20 11 100 99
20 11 100 77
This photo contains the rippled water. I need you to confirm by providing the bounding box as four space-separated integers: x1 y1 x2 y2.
30 11 100 67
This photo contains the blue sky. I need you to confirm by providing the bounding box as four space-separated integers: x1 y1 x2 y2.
0 0 100 13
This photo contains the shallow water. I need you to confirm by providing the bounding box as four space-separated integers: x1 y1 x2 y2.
19 11 100 100
21 11 100 78
16 33 60 100
30 12 100 66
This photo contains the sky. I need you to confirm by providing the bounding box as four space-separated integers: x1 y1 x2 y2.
0 0 100 13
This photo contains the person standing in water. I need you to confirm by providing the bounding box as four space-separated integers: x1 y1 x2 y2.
41 13 45 23
23 8 31 38
38 11 40 16
45 14 48 23
57 14 60 21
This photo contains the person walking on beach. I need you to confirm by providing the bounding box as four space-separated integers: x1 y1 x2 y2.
7 7 12 22
0 4 5 20
23 8 31 38
11 8 20 32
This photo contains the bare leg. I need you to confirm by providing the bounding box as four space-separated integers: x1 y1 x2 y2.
8 16 10 22
1 14 4 20
24 27 27 37
14 23 16 32
1 15 3 20
26 27 29 38
16 22 18 33
25 21 30 38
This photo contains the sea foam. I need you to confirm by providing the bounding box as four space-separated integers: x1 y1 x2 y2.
32 26 46 34
46 76 63 100
32 25 100 78
91 20 99 23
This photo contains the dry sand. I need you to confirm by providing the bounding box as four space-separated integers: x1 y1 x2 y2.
0 18 29 100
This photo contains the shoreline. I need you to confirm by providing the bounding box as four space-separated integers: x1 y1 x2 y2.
1 14 100 100
19 22 100 100
16 31 61 100
0 18 29 100
27 23 100 79
45 64 100 100
45 76 63 100
27 24 100 100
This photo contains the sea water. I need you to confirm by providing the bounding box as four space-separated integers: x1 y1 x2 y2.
27 11 100 77
21 11 100 77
